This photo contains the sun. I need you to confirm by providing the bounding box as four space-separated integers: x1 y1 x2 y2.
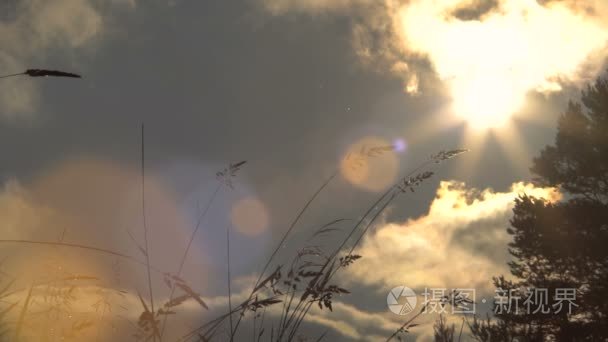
392 0 608 131
450 71 525 131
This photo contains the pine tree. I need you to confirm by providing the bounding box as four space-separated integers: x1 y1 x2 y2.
472 75 608 341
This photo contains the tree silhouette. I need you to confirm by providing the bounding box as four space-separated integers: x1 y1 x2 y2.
472 75 608 341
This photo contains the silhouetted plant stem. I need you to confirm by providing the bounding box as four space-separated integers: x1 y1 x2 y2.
178 308 239 341
191 150 466 341
256 171 337 288
315 330 328 342
227 225 234 342
180 293 288 341
140 123 156 341
278 185 395 341
1 69 81 78
230 171 338 340
386 303 430 342
278 255 301 333
347 159 433 255
458 316 465 342
178 184 222 277
0 72 25 79
159 183 222 340
14 284 34 341
0 239 161 273
282 159 438 340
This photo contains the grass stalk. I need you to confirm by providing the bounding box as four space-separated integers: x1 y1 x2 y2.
0 239 161 273
229 171 338 340
14 284 34 341
159 183 221 339
227 225 234 342
386 303 430 342
140 123 156 341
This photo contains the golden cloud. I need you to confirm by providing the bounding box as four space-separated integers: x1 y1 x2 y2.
346 181 560 293
262 0 608 125
0 158 213 299
0 158 220 340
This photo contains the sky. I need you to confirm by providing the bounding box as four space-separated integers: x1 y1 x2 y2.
1 0 607 341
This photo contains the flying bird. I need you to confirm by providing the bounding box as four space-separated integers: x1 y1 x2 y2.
0 69 82 79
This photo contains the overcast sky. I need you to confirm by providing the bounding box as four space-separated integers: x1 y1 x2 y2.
1 0 607 341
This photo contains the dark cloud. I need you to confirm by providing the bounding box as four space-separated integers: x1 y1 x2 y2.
536 0 598 16
0 0 579 340
450 218 511 264
450 0 500 21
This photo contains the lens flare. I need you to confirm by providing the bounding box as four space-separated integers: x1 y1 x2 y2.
340 136 399 192
393 138 408 152
230 197 269 237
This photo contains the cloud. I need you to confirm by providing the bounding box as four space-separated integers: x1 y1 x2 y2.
0 0 133 120
260 0 371 15
261 0 608 121
0 158 214 289
0 158 279 340
1 179 562 341
301 301 404 341
0 158 213 340
347 181 561 294
0 272 256 341
195 280 404 341
0 277 460 341
0 179 56 238
153 181 557 341
450 0 500 21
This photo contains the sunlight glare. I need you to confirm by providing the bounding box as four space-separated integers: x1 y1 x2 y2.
394 0 608 131
451 71 524 130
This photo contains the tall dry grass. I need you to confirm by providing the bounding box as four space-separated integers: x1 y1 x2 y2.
0 125 466 341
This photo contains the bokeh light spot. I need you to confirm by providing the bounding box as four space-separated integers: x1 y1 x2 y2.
393 138 407 152
340 136 399 192
230 197 269 237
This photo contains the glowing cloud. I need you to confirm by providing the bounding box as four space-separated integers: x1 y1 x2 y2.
262 0 608 128
346 181 561 293
395 0 608 128
0 158 209 290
